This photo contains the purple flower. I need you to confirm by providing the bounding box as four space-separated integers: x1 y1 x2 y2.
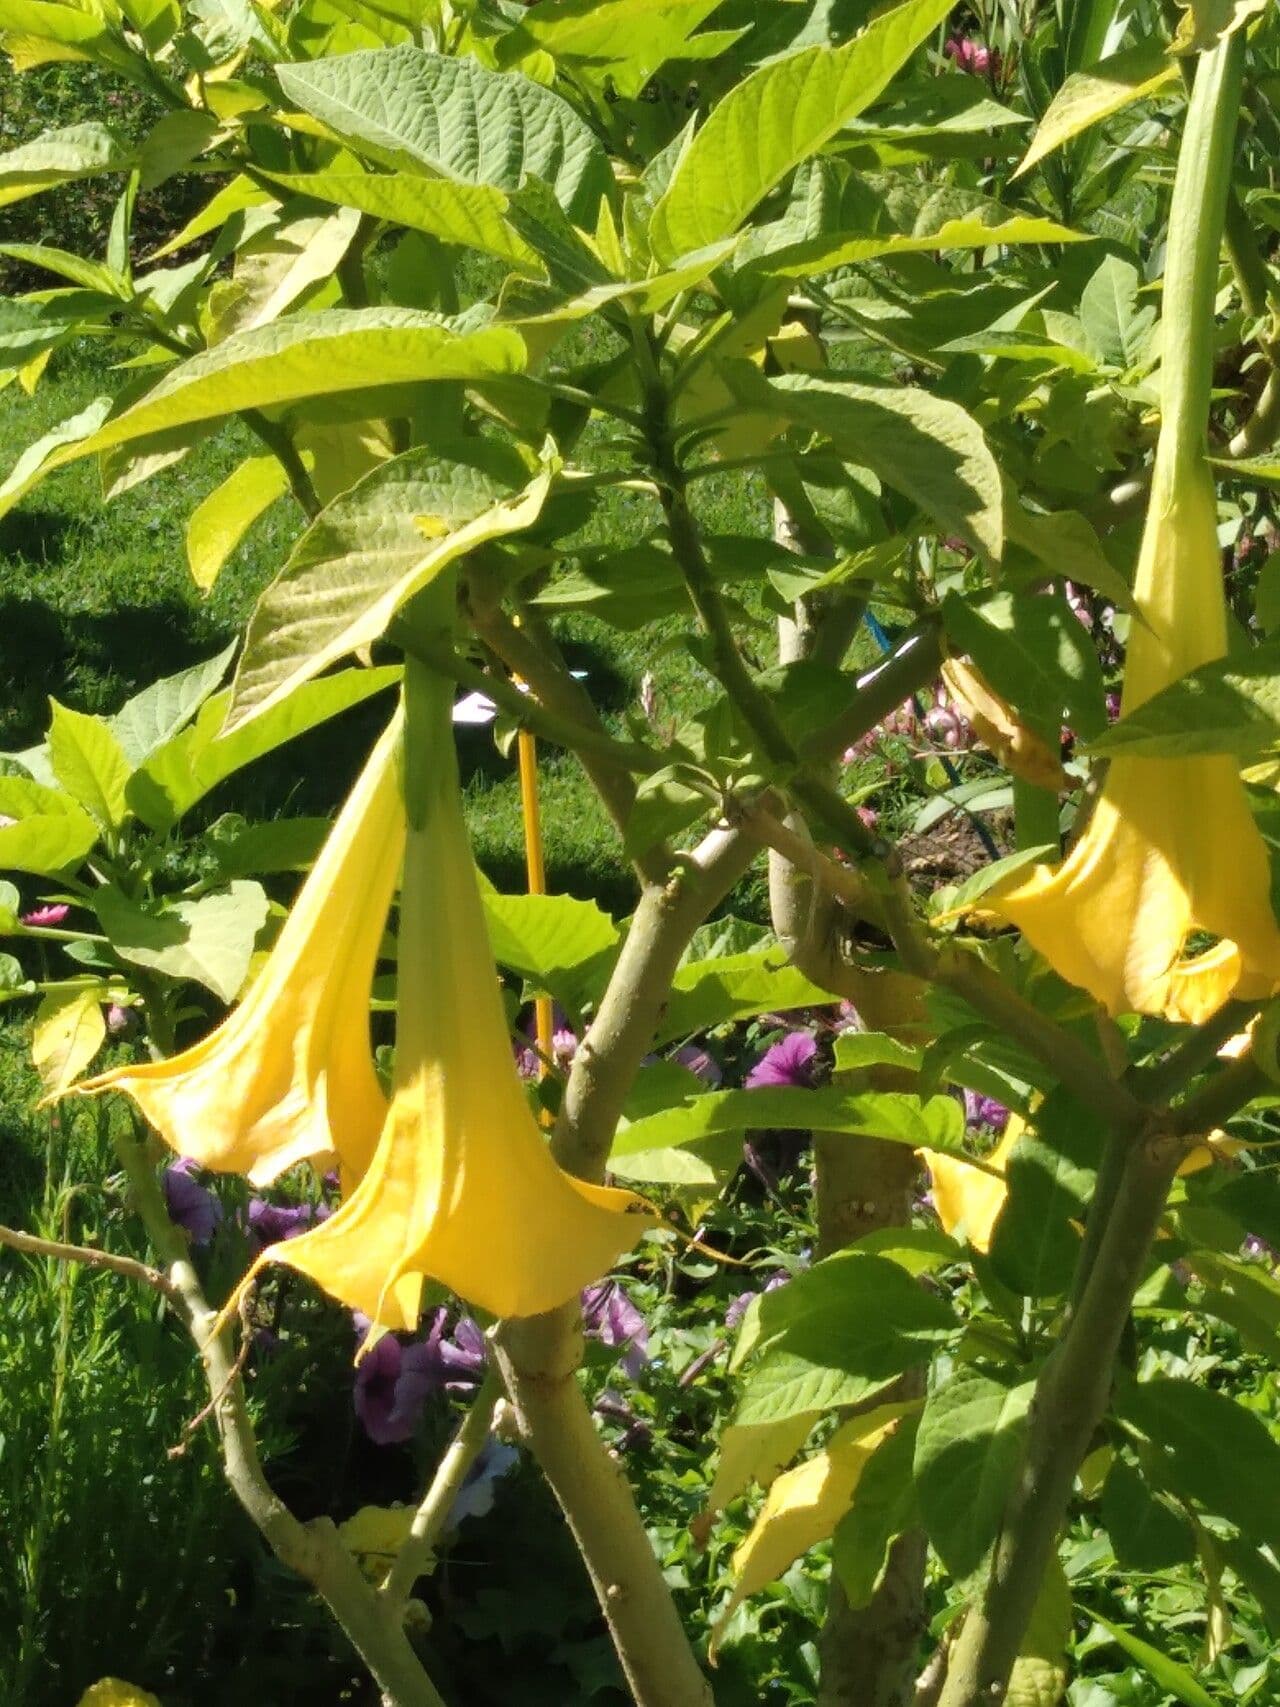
552 1027 579 1068
22 904 69 927
582 1279 649 1379
725 1271 788 1330
104 1002 133 1037
353 1330 440 1445
745 1031 819 1090
162 1158 223 1246
421 1308 489 1394
247 1196 326 1251
963 1090 1010 1134
672 1042 723 1086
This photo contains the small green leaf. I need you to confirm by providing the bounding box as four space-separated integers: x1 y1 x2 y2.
108 644 237 767
1079 255 1156 371
32 984 107 1096
47 700 133 828
96 881 269 1003
482 889 620 1017
1086 1612 1217 1707
914 1371 1035 1575
186 457 290 592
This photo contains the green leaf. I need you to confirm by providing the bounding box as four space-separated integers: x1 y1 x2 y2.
1116 1376 1280 1549
47 700 133 828
208 816 329 878
0 122 133 208
988 1089 1101 1299
623 767 709 859
0 311 526 520
767 372 1003 563
228 444 546 731
654 949 837 1044
1089 637 1280 758
831 1031 923 1075
649 0 953 260
32 984 107 1096
0 242 128 297
186 456 290 591
497 0 724 98
1189 1248 1280 1359
262 170 544 274
482 890 620 1017
1100 1460 1195 1572
1004 501 1133 610
1079 255 1156 371
611 1086 964 1166
832 1416 920 1608
1008 1557 1071 1707
128 665 400 831
276 44 612 223
0 777 100 874
914 1371 1035 1576
108 643 237 766
942 590 1106 740
747 211 1087 280
95 880 269 1003
733 1252 955 1427
1086 1613 1217 1707
1015 40 1177 179
0 881 20 931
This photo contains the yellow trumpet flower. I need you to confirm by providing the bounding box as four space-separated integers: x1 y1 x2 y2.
987 39 1280 1022
71 711 405 1186
989 467 1280 1022
253 660 656 1328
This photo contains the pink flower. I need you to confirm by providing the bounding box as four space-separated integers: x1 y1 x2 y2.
22 904 69 927
745 1031 819 1090
945 34 998 76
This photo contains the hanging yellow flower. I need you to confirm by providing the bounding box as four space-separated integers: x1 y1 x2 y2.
69 711 405 1186
251 660 655 1328
987 44 1280 1023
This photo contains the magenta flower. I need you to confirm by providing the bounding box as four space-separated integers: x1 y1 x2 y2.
671 1042 723 1086
582 1279 649 1379
945 34 998 75
22 904 69 927
745 1031 819 1089
162 1158 223 1246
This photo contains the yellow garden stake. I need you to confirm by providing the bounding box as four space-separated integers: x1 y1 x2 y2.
515 702 555 1086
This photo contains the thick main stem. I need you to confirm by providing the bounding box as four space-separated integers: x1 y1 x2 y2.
935 1133 1184 1707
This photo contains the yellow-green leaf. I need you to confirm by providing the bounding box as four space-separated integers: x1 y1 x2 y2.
1015 40 1177 179
0 121 132 208
47 699 133 827
693 1415 814 1544
186 455 290 591
33 984 107 1096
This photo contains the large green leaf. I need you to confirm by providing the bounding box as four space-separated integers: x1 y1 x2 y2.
1115 1375 1280 1549
262 170 544 274
0 311 526 520
914 1371 1035 1575
732 1252 956 1427
128 665 400 831
649 0 952 260
988 1088 1101 1300
610 1085 964 1168
227 443 544 730
96 881 269 1003
276 45 612 223
0 122 133 207
767 372 1004 563
747 211 1086 280
1089 637 1280 758
832 1417 920 1608
482 889 620 1017
654 949 836 1044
